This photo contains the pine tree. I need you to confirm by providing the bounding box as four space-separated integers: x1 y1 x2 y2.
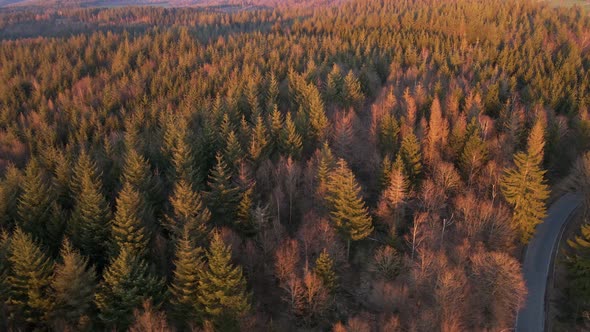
95 247 165 330
198 232 250 330
69 152 111 268
17 159 57 248
205 153 240 226
6 228 54 328
50 239 97 328
164 179 211 244
281 112 303 158
169 230 205 327
400 131 422 187
501 120 549 243
314 249 337 292
326 159 374 259
111 182 149 257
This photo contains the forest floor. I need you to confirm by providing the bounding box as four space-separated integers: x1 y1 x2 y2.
546 207 586 331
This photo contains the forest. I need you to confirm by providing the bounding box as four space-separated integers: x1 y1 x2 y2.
0 0 589 331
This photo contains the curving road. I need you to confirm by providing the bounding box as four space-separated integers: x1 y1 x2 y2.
516 193 584 332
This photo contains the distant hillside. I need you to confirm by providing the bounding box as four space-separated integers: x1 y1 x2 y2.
0 0 210 8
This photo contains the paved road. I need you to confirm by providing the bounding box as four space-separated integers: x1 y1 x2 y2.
516 193 584 332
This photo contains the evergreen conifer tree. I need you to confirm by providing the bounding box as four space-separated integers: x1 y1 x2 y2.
501 119 549 242
314 249 337 292
326 159 374 259
206 153 240 226
111 182 149 257
95 247 165 330
164 179 211 244
400 131 422 187
69 152 111 268
169 230 204 328
198 232 250 330
51 239 97 328
6 228 54 328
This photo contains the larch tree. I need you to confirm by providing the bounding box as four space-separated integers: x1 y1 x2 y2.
425 97 448 164
248 115 269 163
95 247 165 330
378 155 409 228
326 158 374 259
169 229 205 328
501 120 549 243
50 239 97 329
197 232 250 331
6 228 54 328
164 179 211 244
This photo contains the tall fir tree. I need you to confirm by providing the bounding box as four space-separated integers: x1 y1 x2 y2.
400 131 423 187
326 159 374 259
169 229 205 328
281 112 303 158
314 249 337 292
205 153 240 226
164 179 211 244
69 151 111 268
0 164 23 231
566 222 590 319
17 159 59 249
50 239 97 328
95 247 165 330
198 232 250 331
501 119 549 243
6 228 54 328
111 182 149 257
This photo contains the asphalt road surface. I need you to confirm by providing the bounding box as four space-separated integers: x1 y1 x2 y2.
516 193 584 332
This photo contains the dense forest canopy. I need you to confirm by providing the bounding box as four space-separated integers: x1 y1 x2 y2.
0 0 589 330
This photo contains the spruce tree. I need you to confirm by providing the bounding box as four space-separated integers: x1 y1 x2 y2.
378 113 400 156
169 230 205 328
314 249 337 292
236 186 255 236
69 152 111 268
459 119 488 183
164 179 211 244
17 159 57 248
327 159 374 259
205 153 240 226
95 247 165 330
111 182 149 257
248 115 269 163
400 131 422 187
51 239 97 328
6 228 54 328
501 120 549 243
224 130 243 168
0 164 22 231
566 222 590 319
198 232 250 330
281 112 303 158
